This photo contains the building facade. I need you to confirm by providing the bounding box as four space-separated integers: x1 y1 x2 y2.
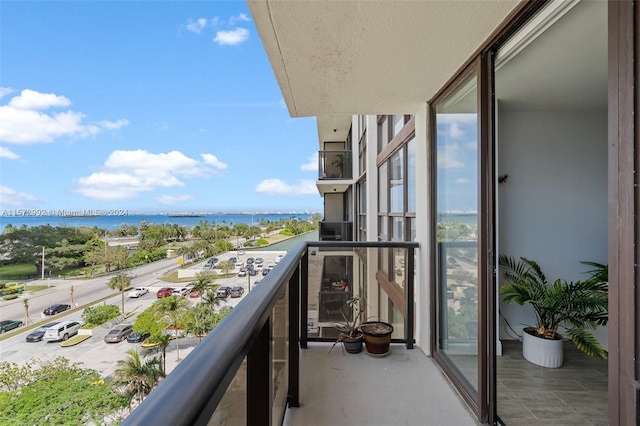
249 0 639 424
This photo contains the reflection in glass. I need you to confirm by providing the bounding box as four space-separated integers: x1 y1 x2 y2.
435 71 479 393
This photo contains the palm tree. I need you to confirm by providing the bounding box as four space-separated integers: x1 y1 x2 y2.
203 289 223 311
184 303 217 342
143 333 172 375
107 273 131 313
112 349 164 409
153 296 190 360
190 271 215 301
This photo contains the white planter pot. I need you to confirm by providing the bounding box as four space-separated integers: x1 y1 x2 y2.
522 328 563 368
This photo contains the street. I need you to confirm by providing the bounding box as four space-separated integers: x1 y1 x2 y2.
0 250 286 378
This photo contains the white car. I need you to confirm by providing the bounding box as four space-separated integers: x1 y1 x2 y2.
127 287 148 298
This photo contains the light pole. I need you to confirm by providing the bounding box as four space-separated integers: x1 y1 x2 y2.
41 246 45 280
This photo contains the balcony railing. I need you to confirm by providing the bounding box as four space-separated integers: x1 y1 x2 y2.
318 221 353 241
318 150 352 180
123 241 418 426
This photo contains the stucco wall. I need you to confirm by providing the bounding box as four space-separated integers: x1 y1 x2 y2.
497 109 608 347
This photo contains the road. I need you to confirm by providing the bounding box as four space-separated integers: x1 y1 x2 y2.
0 249 286 378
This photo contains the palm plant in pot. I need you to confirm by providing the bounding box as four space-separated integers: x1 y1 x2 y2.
329 296 364 354
499 255 608 368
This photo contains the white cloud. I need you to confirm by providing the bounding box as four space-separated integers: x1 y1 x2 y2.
300 152 318 172
155 194 195 204
200 153 228 170
255 179 317 196
437 143 464 169
8 89 70 110
214 28 249 46
0 185 37 206
0 146 19 159
454 178 471 184
450 123 465 139
0 89 128 144
76 149 227 200
0 87 15 99
96 119 129 130
186 17 207 34
229 13 250 25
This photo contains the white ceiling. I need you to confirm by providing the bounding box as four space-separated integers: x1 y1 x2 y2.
249 0 607 143
496 0 607 111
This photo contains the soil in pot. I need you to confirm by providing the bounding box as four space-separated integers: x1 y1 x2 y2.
360 321 393 355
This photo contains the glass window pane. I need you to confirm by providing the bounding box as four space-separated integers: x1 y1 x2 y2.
389 150 404 213
435 71 479 393
378 162 388 213
407 138 416 213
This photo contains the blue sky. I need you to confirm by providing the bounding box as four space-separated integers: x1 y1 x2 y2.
0 1 322 214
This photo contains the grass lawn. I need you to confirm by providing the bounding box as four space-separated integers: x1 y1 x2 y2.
161 271 236 283
0 263 36 279
25 285 49 292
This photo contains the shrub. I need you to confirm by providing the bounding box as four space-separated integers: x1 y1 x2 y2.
256 239 268 246
280 230 294 237
3 294 18 300
82 304 120 325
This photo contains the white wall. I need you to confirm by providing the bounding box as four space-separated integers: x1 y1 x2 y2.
497 109 608 346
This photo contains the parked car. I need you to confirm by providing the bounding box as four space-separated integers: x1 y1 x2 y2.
127 287 148 298
229 257 237 264
127 331 150 343
25 321 60 342
255 257 264 264
262 267 271 276
172 287 188 297
43 304 71 316
216 286 231 298
230 286 244 298
104 323 134 343
249 269 258 276
189 290 201 298
0 319 23 333
156 287 175 298
238 269 247 277
234 261 244 268
43 321 82 341
246 257 255 264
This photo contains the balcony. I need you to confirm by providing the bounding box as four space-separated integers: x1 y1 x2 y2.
319 221 353 241
318 150 352 180
123 241 476 425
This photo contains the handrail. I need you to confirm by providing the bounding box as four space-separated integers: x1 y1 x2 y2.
123 240 418 425
123 242 307 426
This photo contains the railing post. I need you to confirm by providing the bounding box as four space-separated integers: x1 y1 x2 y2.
288 257 301 407
406 246 415 349
300 250 309 349
247 318 272 425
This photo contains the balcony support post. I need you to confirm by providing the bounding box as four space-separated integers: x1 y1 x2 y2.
247 318 272 425
406 247 415 349
288 258 303 407
300 251 309 349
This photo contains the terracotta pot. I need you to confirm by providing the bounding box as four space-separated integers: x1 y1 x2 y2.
360 321 394 355
522 327 564 368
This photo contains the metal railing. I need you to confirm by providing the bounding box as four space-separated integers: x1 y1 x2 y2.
123 240 418 425
318 150 352 180
318 221 353 241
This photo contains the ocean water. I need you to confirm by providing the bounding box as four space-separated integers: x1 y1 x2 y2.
0 212 314 231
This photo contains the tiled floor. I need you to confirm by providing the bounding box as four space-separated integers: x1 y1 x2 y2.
497 340 608 426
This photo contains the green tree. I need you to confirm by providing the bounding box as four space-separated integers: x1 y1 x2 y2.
143 334 172 375
153 296 190 361
107 273 131 313
190 271 215 301
0 357 127 424
112 349 164 409
184 303 217 342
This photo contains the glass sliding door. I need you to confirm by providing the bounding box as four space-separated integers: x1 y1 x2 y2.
433 70 480 396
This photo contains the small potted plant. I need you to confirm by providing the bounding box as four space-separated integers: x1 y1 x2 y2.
329 296 364 354
499 255 608 368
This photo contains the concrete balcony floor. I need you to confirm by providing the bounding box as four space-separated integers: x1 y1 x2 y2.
283 343 478 426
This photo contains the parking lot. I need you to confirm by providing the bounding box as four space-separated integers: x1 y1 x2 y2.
0 250 286 378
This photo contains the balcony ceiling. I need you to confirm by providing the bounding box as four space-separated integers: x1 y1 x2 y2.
248 0 520 138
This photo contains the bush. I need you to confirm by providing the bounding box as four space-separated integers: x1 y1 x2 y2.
3 294 18 300
280 230 294 237
82 305 120 326
256 239 268 246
